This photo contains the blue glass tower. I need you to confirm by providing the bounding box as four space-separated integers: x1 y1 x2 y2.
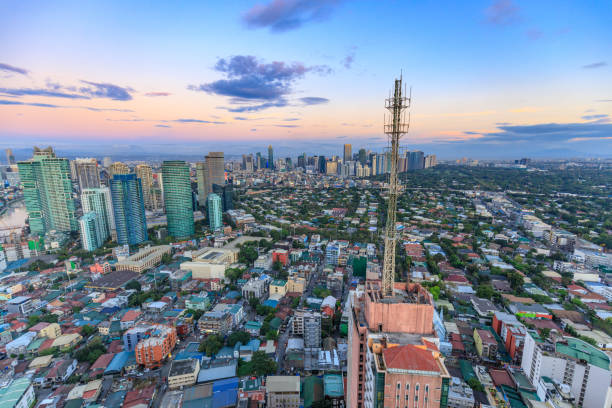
110 174 148 245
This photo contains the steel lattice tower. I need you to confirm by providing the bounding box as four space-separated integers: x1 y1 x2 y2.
381 77 411 297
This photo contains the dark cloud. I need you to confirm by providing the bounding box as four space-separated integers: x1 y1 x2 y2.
234 116 249 120
300 96 329 105
243 0 342 32
0 62 29 76
79 81 133 101
174 118 225 124
463 131 480 135
582 61 607 69
145 92 171 97
485 0 520 25
190 55 330 112
155 124 171 128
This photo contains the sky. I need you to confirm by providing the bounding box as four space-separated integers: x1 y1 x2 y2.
0 0 611 159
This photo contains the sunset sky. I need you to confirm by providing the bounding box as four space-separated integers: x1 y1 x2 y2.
1 1 611 158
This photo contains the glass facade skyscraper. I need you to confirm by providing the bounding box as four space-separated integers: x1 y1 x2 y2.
162 160 194 239
79 212 104 251
110 174 148 245
81 187 115 241
207 193 222 231
17 147 77 235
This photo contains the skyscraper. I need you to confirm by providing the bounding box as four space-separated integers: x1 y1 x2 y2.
79 212 104 251
5 149 15 165
358 148 367 165
343 144 352 163
212 183 234 212
135 164 154 210
110 174 148 245
162 160 194 239
408 151 425 170
267 145 274 170
202 152 224 196
108 162 129 178
318 156 326 173
207 193 222 231
195 161 207 207
74 158 101 191
81 187 114 240
18 146 77 235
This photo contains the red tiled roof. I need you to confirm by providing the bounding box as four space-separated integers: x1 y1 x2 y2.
489 369 515 388
91 353 115 371
121 310 141 322
383 344 440 373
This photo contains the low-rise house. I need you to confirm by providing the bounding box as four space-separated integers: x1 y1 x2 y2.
168 358 200 389
474 329 497 359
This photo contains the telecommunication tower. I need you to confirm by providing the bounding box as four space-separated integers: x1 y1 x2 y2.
381 76 411 297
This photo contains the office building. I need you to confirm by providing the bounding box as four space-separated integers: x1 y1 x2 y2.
343 144 352 163
168 358 200 389
408 151 425 170
268 145 274 170
358 148 367 165
108 161 129 178
521 332 612 408
18 146 77 235
110 174 148 245
425 154 437 168
81 187 114 240
162 160 194 239
180 247 239 280
297 153 306 168
114 245 171 273
5 148 15 165
205 152 225 194
207 193 222 231
79 212 104 251
242 154 254 172
131 324 177 369
212 183 234 211
135 164 155 210
292 309 322 349
347 282 449 408
73 158 100 191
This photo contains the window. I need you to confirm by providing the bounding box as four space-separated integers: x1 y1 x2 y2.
397 382 401 389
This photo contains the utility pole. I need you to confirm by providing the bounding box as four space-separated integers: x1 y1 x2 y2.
381 76 411 297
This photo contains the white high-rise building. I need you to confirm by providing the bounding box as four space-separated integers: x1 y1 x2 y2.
81 187 115 240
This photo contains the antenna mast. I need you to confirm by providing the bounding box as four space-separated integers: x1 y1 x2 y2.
382 77 411 297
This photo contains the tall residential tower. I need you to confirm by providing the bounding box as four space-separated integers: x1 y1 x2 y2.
162 160 194 239
110 174 148 245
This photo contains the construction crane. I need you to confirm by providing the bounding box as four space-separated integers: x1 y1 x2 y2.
381 76 411 297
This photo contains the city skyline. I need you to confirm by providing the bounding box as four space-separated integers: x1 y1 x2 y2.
1 1 611 158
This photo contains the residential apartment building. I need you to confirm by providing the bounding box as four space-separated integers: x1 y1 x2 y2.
266 376 301 408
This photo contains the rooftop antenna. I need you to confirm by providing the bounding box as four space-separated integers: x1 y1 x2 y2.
381 75 411 297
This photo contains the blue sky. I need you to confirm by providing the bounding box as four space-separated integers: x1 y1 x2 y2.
0 0 611 158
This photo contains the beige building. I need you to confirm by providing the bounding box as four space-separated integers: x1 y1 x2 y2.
287 276 306 294
270 279 288 296
266 376 301 408
52 333 83 351
108 162 129 178
168 358 200 389
115 245 172 273
29 355 53 369
180 247 238 280
135 164 154 210
39 323 61 339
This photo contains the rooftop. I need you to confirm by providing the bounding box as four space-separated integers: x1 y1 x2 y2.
556 337 610 371
169 358 199 377
266 376 300 393
382 344 441 374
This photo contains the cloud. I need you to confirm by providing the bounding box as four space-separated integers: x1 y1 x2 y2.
283 117 299 121
0 80 133 101
243 0 342 32
300 96 329 105
342 51 355 69
0 99 133 112
526 29 542 40
0 87 88 99
582 61 607 69
0 99 59 108
582 114 609 121
0 62 29 76
79 81 133 101
155 124 171 128
463 131 480 135
190 55 329 112
475 122 612 144
234 116 248 120
174 118 225 124
485 0 520 25
274 124 299 128
145 92 171 97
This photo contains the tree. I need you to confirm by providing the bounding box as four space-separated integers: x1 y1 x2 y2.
225 268 243 283
237 351 277 376
126 280 142 291
428 286 441 301
467 377 484 392
198 335 223 357
238 246 258 264
81 325 96 337
227 331 251 347
508 272 524 293
476 285 494 300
